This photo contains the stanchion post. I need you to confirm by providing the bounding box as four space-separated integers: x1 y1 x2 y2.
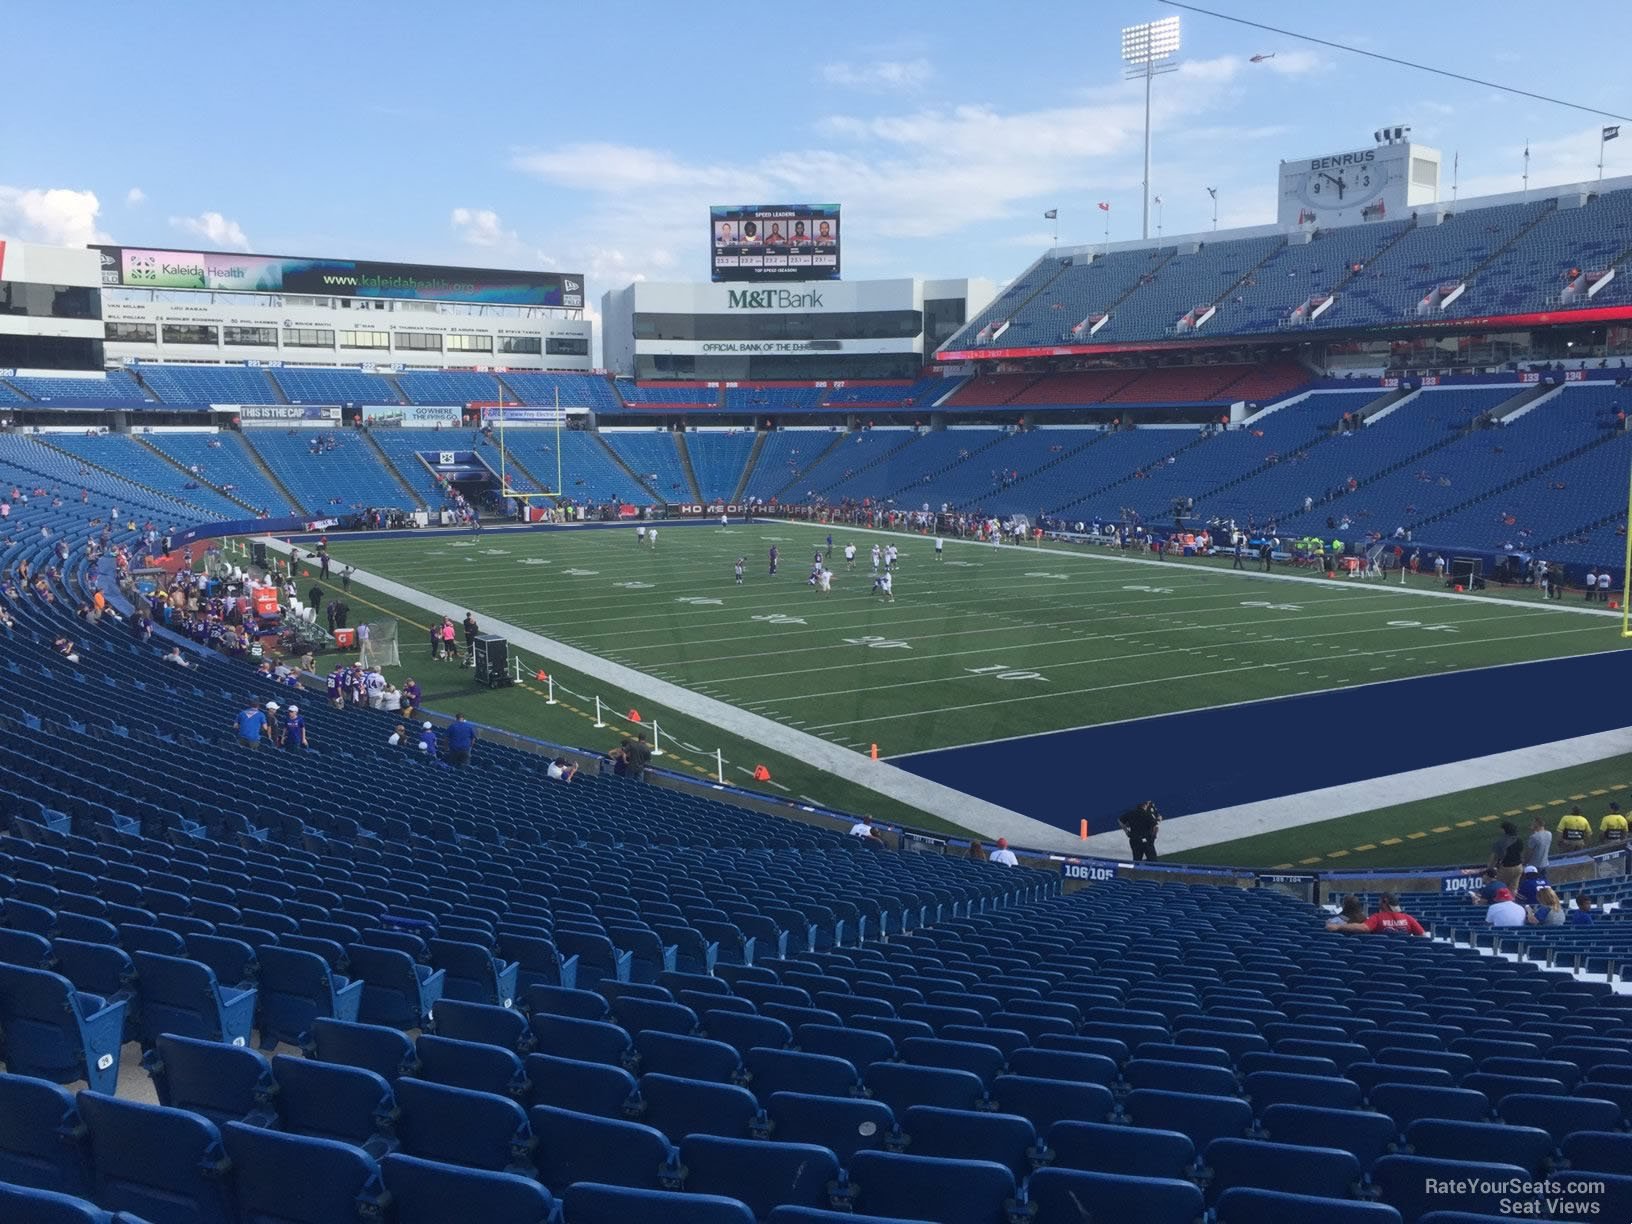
716 748 725 783
593 696 605 728
546 674 556 705
650 721 664 757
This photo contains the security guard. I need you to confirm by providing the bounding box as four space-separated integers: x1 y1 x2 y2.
1557 806 1592 847
1601 802 1629 846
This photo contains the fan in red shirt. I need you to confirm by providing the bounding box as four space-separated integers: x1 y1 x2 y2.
1362 892 1428 937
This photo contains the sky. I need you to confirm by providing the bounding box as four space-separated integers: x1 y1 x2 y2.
4 0 1632 321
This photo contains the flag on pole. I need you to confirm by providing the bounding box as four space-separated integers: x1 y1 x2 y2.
1097 202 1111 212
1605 125 1621 142
1043 209 1058 220
1153 195 1163 206
1205 187 1217 200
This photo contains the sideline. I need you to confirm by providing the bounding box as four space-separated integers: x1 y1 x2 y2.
256 534 1091 854
1076 726 1632 857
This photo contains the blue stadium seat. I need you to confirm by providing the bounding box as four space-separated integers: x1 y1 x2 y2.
988 1075 1114 1132
524 983 609 1021
562 1182 755 1224
78 1092 235 1224
1007 1048 1118 1086
1025 1167 1205 1224
614 996 699 1037
766 1211 935 1224
0 1072 94 1197
431 998 532 1054
271 1053 398 1157
636 1031 744 1084
0 1182 117 1224
500 935 578 994
415 1033 528 1098
131 949 255 1050
765 1092 897 1164
346 944 444 1029
1214 1188 1403 1224
1370 1083 1491 1134
392 1077 534 1174
702 1010 794 1057
1372 1156 1534 1223
381 1152 554 1224
143 1032 275 1128
530 1104 679 1191
530 1013 633 1067
48 941 137 1042
1499 1092 1621 1144
1047 1119 1195 1179
1245 1070 1363 1112
429 938 519 1009
639 1072 762 1140
221 1120 387 1224
524 1051 639 1118
1559 1130 1632 1175
256 945 363 1048
309 1016 419 1082
1404 1118 1555 1175
680 1135 842 1219
846 1151 1016 1224
899 1105 1038 1178
900 1037 1006 1089
1204 1137 1362 1206
746 1047 862 1099
1258 1102 1398 1171
0 963 126 1094
1125 1057 1238 1097
1124 1087 1253 1150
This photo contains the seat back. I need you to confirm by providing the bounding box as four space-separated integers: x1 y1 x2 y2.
524 1052 639 1119
636 1031 744 1084
745 1047 861 1099
846 1150 1015 1224
900 1105 1037 1179
1046 1119 1194 1180
0 962 125 1094
864 1062 985 1115
416 1033 528 1099
638 1073 761 1141
346 943 442 1028
393 1076 534 1174
1213 1187 1406 1224
258 945 354 1048
1404 1118 1554 1175
765 1091 897 1165
131 950 252 1047
310 1016 419 1082
1204 1137 1362 1207
432 998 531 1054
1372 1154 1532 1222
680 1134 841 1219
529 1013 632 1067
381 1151 555 1224
146 1033 273 1128
560 1182 753 1224
0 1072 94 1198
530 1104 677 1192
222 1121 386 1224
272 1053 397 1152
988 1075 1115 1134
1027 1167 1205 1224
78 1092 234 1224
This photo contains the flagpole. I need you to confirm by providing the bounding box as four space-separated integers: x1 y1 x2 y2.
1451 151 1459 203
1523 142 1530 200
1600 128 1607 182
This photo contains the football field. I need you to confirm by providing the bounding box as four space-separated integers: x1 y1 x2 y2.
327 520 1624 763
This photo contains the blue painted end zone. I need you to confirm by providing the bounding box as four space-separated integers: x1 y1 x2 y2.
894 650 1632 837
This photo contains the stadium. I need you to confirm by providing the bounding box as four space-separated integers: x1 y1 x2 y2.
1 4 1631 1223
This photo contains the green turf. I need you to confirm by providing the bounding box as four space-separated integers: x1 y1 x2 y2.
1167 752 1632 870
305 522 1625 856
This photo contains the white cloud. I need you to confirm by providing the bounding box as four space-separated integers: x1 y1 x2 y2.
125 187 146 207
820 58 933 93
170 211 250 250
0 186 109 247
450 207 518 248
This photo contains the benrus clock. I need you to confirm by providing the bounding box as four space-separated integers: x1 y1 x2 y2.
1278 141 1439 227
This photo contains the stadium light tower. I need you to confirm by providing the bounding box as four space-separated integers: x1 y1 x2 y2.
1121 15 1181 242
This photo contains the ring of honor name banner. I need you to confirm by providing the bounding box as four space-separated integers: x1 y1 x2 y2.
711 205 840 282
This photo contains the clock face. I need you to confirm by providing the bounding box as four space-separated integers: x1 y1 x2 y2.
1298 163 1387 210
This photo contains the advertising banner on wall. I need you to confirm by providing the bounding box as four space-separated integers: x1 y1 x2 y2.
95 245 583 308
479 406 582 425
237 404 341 425
361 404 462 427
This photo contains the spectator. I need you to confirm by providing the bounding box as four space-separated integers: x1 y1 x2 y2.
989 837 1019 866
1118 800 1161 862
162 645 194 669
387 723 408 747
1361 893 1428 936
967 840 988 862
1466 868 1502 906
848 814 881 840
235 700 268 748
547 757 578 782
1490 821 1524 889
263 701 283 748
1485 887 1528 928
1529 886 1565 926
1565 894 1596 926
53 636 80 663
446 713 477 767
1523 815 1552 874
1326 896 1368 931
402 677 422 719
621 733 652 781
417 720 438 757
1557 805 1592 848
283 704 307 750
1515 865 1545 906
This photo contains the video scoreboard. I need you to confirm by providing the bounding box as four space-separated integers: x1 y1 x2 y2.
710 204 840 282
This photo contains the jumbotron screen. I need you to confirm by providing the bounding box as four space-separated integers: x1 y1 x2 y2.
711 205 840 282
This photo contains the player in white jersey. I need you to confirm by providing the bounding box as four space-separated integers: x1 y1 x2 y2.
872 570 894 601
934 536 944 559
647 527 657 549
720 513 728 527
870 545 882 572
844 543 857 570
817 567 832 594
636 524 646 544
733 557 745 584
885 544 897 570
